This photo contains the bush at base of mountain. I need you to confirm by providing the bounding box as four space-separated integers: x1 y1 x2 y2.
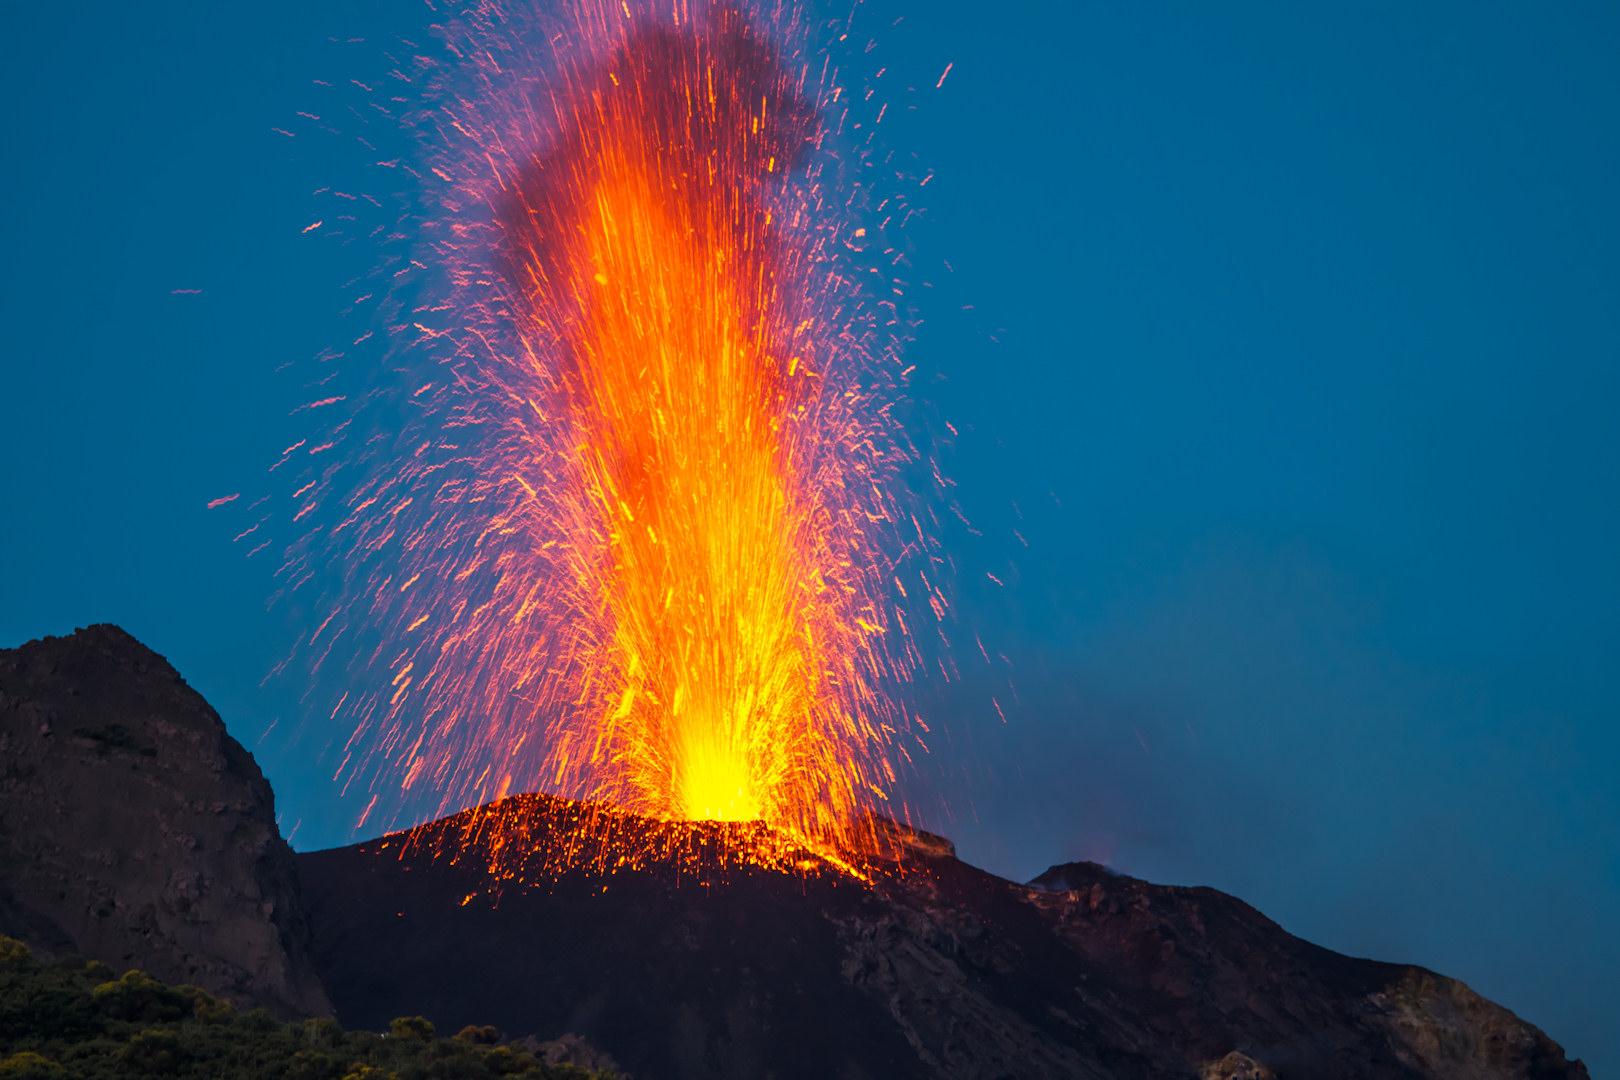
0 938 611 1080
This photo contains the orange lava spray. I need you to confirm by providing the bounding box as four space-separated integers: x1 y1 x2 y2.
285 0 941 872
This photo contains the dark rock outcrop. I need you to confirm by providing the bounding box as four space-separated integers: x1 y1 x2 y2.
298 796 1588 1080
0 625 331 1019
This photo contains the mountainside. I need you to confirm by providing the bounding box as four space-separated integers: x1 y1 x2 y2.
299 796 1588 1080
0 625 331 1019
0 626 1590 1079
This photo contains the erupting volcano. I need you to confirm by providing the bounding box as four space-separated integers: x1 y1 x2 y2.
288 0 937 870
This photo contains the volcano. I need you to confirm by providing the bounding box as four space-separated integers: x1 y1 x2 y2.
296 795 1587 1080
0 627 1591 1079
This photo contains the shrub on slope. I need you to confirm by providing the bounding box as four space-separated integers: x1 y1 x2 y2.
0 938 611 1080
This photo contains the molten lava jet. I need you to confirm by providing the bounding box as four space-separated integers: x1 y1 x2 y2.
292 0 938 876
499 12 873 837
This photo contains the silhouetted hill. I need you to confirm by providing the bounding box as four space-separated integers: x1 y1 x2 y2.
0 625 330 1019
0 625 1591 1079
300 795 1588 1080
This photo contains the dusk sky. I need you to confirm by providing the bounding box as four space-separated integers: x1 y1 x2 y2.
3 1 1616 1073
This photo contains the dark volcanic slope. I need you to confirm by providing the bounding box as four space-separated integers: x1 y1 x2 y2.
0 625 331 1019
299 797 1586 1080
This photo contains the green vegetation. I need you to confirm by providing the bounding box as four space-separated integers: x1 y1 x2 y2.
0 938 612 1080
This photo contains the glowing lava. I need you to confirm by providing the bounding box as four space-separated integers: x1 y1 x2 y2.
500 6 885 839
285 0 939 870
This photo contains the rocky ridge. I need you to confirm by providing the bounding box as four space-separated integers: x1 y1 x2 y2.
0 625 331 1019
298 795 1588 1080
0 625 1590 1078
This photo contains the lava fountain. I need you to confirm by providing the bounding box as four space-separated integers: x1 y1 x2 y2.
288 0 940 872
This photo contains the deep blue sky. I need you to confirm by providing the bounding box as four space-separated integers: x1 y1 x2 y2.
3 1 1616 1072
